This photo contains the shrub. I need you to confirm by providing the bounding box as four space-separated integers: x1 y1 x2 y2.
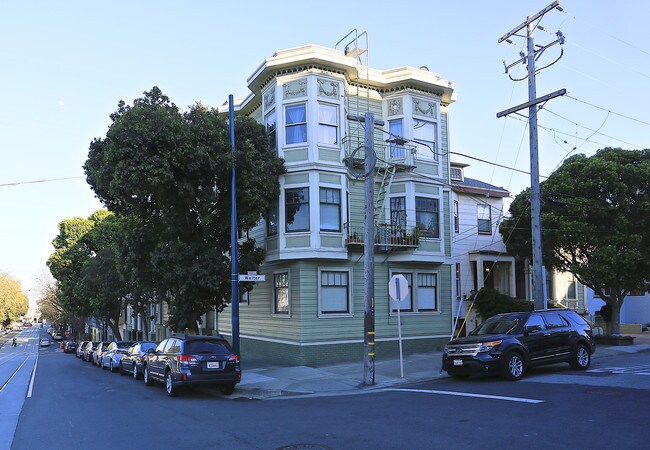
473 287 533 320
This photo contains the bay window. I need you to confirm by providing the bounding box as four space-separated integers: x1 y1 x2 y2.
285 103 307 145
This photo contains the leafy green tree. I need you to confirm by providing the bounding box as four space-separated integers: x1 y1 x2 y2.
84 87 285 332
0 273 29 328
500 148 650 334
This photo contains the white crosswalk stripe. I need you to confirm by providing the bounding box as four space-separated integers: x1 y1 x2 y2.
588 365 650 375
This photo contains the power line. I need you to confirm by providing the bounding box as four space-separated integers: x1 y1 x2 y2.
0 176 85 187
565 94 650 127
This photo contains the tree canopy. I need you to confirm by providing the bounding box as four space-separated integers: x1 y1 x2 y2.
500 148 650 334
83 87 285 332
0 273 29 328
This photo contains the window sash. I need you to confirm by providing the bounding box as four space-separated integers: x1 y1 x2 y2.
567 280 576 299
319 188 341 232
415 197 439 238
285 104 307 145
391 273 413 311
477 204 492 234
388 119 404 159
453 200 459 233
318 103 338 145
390 197 407 230
266 110 277 152
413 120 437 160
417 273 437 311
274 273 289 314
285 188 310 232
267 203 278 236
320 271 349 314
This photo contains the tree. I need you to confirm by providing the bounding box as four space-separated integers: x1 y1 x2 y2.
84 87 285 332
500 148 650 334
0 273 29 328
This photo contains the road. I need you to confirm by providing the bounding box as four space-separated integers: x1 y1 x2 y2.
7 336 650 449
0 327 41 450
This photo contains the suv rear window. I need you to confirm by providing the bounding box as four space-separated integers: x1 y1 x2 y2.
185 339 231 355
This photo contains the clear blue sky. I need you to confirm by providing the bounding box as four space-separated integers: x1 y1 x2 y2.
1 1 648 303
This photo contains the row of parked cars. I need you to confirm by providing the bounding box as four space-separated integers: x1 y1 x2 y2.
71 335 242 397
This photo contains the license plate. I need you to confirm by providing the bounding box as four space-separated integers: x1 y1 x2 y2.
453 359 463 366
206 361 220 369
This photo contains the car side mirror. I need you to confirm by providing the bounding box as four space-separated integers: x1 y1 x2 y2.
524 325 542 334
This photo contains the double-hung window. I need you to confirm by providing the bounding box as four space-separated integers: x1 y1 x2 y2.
567 279 576 299
319 188 341 232
285 188 309 232
320 271 350 314
388 119 404 159
390 273 413 312
453 200 460 233
415 197 439 238
285 103 307 145
413 120 437 161
274 273 289 315
266 110 277 153
318 103 338 145
417 273 437 311
477 204 492 234
390 197 407 230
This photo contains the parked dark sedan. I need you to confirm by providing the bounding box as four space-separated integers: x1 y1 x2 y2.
63 341 78 354
119 342 158 379
442 308 595 381
142 335 241 397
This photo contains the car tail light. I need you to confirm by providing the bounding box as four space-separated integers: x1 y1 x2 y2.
140 356 146 363
116 350 121 354
178 354 197 365
228 354 240 363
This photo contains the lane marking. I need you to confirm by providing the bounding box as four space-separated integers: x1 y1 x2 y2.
27 354 39 398
389 388 544 404
0 355 30 393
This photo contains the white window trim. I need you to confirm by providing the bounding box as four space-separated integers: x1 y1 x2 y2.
283 101 308 147
389 270 441 315
317 101 339 148
317 267 353 318
272 271 291 318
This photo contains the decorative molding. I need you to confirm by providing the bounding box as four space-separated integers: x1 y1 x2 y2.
263 88 275 109
387 98 403 116
283 79 307 99
317 78 339 98
413 98 438 118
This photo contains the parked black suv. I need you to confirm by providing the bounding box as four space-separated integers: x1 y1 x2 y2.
142 335 241 397
442 309 595 381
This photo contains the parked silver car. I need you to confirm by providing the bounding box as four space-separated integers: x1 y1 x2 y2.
100 341 137 372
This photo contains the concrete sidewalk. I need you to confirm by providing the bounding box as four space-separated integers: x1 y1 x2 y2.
232 333 650 400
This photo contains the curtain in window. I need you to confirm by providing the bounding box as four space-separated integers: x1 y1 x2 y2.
416 197 439 238
318 104 337 145
321 271 348 313
286 104 307 144
389 119 404 159
274 273 289 314
319 188 340 231
413 120 436 160
390 197 407 230
417 273 437 310
477 204 491 234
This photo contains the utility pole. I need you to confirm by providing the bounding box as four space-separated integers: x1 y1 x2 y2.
229 94 240 355
497 0 565 310
363 112 376 386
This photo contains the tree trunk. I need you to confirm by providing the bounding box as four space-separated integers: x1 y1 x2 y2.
107 318 122 340
610 296 623 335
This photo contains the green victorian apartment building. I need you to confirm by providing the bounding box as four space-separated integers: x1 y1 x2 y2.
205 37 459 365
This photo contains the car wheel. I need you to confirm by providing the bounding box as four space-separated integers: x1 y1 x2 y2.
165 371 177 397
502 352 525 381
570 344 591 370
143 365 154 386
220 384 236 395
119 362 125 376
133 365 140 380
